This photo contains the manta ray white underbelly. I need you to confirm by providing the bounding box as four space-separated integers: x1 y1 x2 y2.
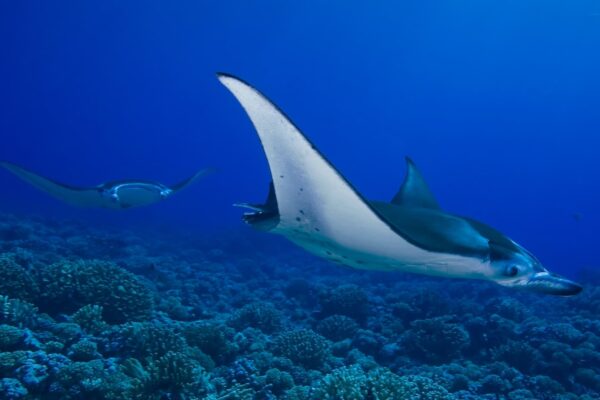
285 228 491 278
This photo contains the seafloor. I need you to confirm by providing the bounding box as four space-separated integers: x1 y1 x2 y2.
0 213 599 400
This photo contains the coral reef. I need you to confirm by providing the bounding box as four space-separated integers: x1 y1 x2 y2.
403 316 471 364
38 259 153 324
319 284 369 322
229 302 283 333
183 321 234 362
316 314 359 342
0 212 598 399
0 253 38 302
273 329 331 369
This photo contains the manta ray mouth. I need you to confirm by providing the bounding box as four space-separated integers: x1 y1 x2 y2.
525 272 583 296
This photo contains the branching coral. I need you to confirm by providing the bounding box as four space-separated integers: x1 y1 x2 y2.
273 329 331 369
0 378 28 399
319 285 369 322
38 259 153 324
395 375 455 400
72 305 107 335
67 340 100 362
316 315 359 342
54 359 136 400
0 351 28 376
491 340 541 374
403 317 470 364
313 365 455 400
108 321 187 359
229 302 283 333
312 364 368 399
265 368 294 395
0 325 25 351
149 351 205 392
0 296 38 329
183 322 234 362
484 297 528 322
409 289 450 319
0 254 38 302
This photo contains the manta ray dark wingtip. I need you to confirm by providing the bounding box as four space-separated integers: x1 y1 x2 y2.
1 160 16 168
216 72 244 82
194 167 218 181
194 167 218 177
0 160 29 174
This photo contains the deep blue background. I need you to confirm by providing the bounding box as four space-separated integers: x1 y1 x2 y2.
0 1 598 277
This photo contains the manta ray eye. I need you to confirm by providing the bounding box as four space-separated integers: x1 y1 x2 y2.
506 265 519 277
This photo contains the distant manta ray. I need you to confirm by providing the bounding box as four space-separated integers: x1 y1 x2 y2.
1 161 213 209
218 73 582 296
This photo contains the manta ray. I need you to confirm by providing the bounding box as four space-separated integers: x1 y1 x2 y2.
218 73 582 296
1 161 212 209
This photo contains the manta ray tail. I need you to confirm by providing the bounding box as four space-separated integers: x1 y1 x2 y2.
0 161 104 207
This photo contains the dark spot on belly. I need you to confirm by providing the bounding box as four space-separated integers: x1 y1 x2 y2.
325 251 332 255
279 175 284 178
300 188 304 191
299 209 305 215
295 217 301 222
356 260 365 265
314 227 320 232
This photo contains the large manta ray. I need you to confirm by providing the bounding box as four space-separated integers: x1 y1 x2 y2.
1 161 212 209
218 73 582 296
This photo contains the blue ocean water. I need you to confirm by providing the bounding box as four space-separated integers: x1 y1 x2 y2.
1 1 599 275
0 1 599 399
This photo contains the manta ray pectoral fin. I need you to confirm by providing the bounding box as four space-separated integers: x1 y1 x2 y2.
0 161 106 207
170 168 215 193
391 157 440 209
218 73 407 254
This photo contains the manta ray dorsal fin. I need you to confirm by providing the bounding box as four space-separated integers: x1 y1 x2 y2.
391 157 440 209
218 73 407 255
